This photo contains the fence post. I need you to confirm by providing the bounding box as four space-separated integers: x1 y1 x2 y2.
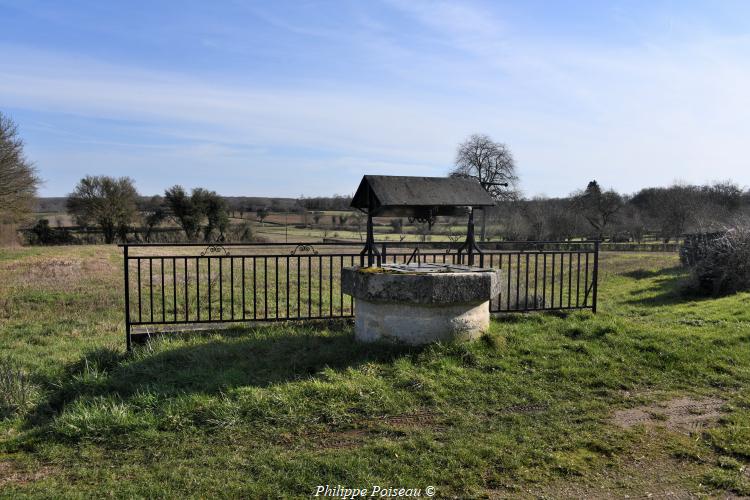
123 244 131 351
592 240 600 313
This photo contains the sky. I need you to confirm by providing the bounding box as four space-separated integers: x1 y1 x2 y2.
1 0 749 198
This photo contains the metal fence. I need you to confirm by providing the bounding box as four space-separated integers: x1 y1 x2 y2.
122 241 599 348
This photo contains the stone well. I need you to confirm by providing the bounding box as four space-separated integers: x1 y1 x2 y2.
341 263 500 345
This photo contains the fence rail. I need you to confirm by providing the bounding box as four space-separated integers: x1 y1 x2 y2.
122 241 599 348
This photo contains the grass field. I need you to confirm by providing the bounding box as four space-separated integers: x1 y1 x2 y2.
1 246 750 497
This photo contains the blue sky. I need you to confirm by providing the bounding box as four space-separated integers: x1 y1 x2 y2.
1 0 749 198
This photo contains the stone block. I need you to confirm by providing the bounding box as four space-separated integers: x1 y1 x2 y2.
342 264 500 344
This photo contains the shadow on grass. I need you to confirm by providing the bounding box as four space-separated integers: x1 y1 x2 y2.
25 322 419 428
491 310 572 323
623 266 712 307
621 265 684 280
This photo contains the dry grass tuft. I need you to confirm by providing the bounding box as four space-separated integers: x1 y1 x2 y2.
0 460 56 487
1 255 113 288
0 358 39 419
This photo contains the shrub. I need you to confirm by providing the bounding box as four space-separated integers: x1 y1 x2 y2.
687 224 750 295
26 219 78 245
227 221 254 242
680 231 726 266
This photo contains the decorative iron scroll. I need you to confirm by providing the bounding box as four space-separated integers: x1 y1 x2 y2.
408 214 437 228
407 207 438 229
291 244 318 255
200 244 230 256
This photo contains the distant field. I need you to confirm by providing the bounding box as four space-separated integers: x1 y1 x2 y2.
29 209 462 244
1 247 749 497
29 209 684 249
250 223 456 243
251 210 351 226
31 212 75 227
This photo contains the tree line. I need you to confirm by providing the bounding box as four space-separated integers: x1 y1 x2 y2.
52 174 750 246
2 111 749 246
448 134 749 243
61 177 246 244
485 180 749 243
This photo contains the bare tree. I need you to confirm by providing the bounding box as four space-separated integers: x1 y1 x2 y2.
614 203 647 243
547 208 582 241
630 185 697 243
571 181 623 239
500 209 529 241
67 176 139 243
450 133 520 241
0 112 39 224
256 207 269 225
521 197 548 240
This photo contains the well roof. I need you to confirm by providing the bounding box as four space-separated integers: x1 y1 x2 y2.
351 175 495 217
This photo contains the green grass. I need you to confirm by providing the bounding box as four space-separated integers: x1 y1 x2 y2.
1 246 750 497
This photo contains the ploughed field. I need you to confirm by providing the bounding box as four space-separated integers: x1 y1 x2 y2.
1 246 749 498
